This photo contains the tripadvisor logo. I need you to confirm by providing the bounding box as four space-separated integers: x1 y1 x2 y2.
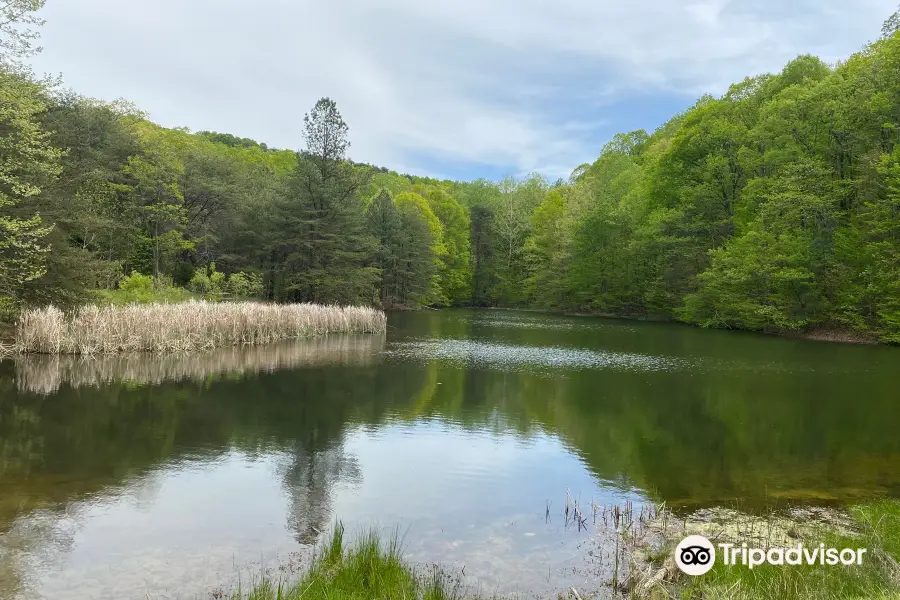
675 535 716 575
674 535 868 576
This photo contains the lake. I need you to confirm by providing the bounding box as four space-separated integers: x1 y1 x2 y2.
1 309 899 599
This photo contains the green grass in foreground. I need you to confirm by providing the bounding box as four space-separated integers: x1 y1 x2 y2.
235 524 477 600
676 501 900 600
233 502 900 600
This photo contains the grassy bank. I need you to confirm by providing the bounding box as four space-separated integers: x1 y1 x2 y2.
632 501 900 600
225 501 900 600
14 301 387 354
234 524 475 600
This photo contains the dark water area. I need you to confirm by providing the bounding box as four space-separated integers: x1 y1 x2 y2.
1 309 899 598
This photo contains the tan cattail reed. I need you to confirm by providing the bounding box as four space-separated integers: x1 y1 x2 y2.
15 301 387 355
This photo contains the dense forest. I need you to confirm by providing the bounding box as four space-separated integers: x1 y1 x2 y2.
3 2 900 342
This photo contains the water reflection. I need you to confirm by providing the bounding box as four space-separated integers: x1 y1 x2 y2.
1 309 900 599
387 338 691 373
13 335 385 395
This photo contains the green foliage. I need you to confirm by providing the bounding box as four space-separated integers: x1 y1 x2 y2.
124 123 192 278
468 205 497 307
195 131 269 151
96 271 193 305
394 191 445 305
883 6 900 40
514 30 900 342
489 175 548 306
117 271 153 300
366 190 436 309
188 265 218 298
225 271 264 299
253 99 377 305
680 160 839 330
0 295 18 323
0 0 46 66
4 14 900 340
0 67 60 307
188 263 261 301
421 187 472 305
524 189 568 307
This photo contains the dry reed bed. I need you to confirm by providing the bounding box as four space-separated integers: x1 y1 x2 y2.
15 335 385 395
16 301 387 355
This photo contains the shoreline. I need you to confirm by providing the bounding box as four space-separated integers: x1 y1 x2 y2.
5 305 887 350
457 306 886 346
192 499 900 600
625 500 900 599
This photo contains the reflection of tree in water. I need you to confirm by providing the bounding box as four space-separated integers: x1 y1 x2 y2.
5 311 899 594
0 335 393 598
282 439 362 544
258 361 421 545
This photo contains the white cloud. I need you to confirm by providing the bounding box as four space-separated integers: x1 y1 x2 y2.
28 0 897 180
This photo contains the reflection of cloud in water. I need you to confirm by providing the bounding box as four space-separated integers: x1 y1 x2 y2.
14 335 385 395
386 339 688 373
0 510 79 600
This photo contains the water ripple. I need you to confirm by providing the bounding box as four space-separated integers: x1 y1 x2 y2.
385 339 688 373
473 315 637 333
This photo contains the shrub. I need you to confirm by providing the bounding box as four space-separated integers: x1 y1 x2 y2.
190 265 263 301
0 295 19 324
95 272 194 305
117 272 155 303
188 269 212 296
226 271 264 298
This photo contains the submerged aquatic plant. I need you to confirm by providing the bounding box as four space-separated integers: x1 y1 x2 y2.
15 300 387 354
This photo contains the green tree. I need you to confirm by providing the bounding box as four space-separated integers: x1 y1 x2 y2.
0 67 60 306
366 189 435 308
181 139 241 267
394 191 444 305
883 5 900 40
269 98 377 304
366 190 402 307
419 187 471 305
123 124 190 278
842 146 900 342
469 205 497 307
491 175 546 305
25 96 143 304
679 159 841 330
524 190 567 307
567 137 649 314
0 0 45 66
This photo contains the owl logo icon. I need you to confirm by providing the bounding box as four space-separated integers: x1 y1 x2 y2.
675 535 716 576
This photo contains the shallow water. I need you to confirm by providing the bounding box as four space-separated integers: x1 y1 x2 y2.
1 309 899 598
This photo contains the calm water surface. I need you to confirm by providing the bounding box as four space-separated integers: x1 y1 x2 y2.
1 309 899 598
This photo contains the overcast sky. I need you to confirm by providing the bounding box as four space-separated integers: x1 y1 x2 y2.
29 0 897 181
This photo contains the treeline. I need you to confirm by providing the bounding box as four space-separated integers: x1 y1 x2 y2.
3 2 900 341
0 75 480 311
